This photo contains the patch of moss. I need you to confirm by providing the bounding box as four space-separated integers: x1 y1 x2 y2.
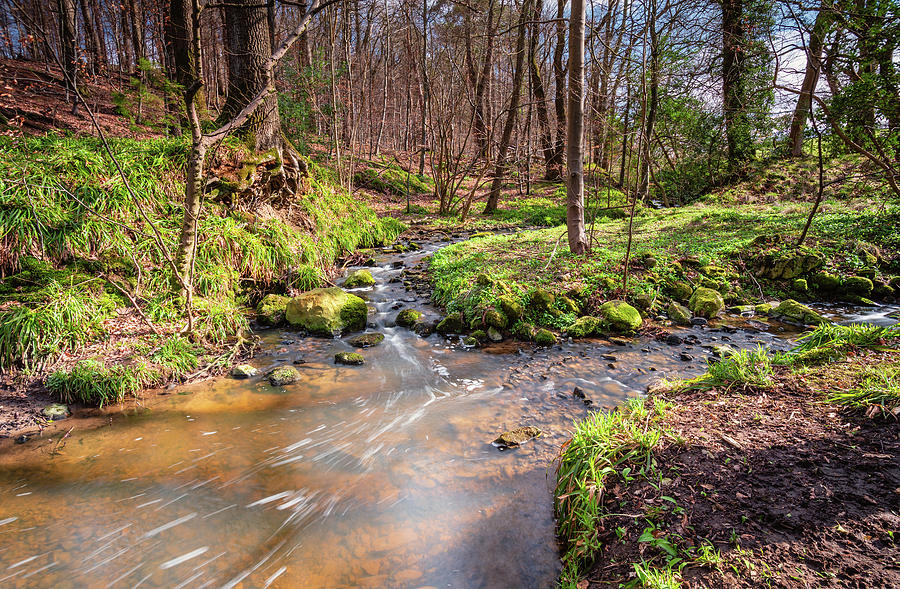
396 309 423 328
335 351 365 365
534 329 557 346
257 294 290 326
598 301 642 333
566 316 599 338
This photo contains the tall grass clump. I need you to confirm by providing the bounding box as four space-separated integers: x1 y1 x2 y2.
555 398 669 569
46 359 156 406
149 336 201 379
779 323 900 366
829 363 900 411
676 346 775 391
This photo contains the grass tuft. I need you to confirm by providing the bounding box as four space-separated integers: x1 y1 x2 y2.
46 359 156 407
676 346 775 391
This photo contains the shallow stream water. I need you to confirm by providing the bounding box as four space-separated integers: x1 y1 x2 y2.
0 237 895 588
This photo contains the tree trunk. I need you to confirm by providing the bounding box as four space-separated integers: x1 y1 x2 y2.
472 0 496 158
484 0 530 214
166 0 203 112
56 0 78 113
721 0 751 173
418 0 429 175
566 0 587 254
638 1 659 201
219 0 282 153
529 0 556 180
788 3 829 157
550 0 566 178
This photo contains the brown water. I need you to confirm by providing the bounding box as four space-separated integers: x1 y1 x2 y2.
3 239 883 589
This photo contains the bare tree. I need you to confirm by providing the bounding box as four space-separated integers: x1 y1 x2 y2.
566 0 587 254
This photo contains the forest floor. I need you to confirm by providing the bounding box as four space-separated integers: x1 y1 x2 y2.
557 343 900 588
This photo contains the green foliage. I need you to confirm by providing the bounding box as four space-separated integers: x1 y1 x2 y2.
778 323 900 366
149 336 201 379
555 398 669 567
829 363 900 411
677 346 775 391
111 58 182 130
46 359 156 407
353 161 432 196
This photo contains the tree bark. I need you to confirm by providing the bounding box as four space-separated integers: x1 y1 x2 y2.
529 0 556 180
219 0 282 153
550 0 566 178
484 0 530 214
566 0 587 254
721 0 750 173
788 2 829 157
55 0 78 113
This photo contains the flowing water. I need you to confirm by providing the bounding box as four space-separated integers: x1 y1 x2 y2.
0 237 895 589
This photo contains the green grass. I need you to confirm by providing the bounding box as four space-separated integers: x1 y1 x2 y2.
555 397 670 573
353 160 432 196
675 346 775 391
46 359 157 406
777 323 900 366
149 336 201 380
828 363 900 410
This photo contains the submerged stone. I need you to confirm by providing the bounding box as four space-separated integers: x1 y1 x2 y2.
688 287 725 319
256 294 290 327
42 403 69 420
285 287 368 335
347 332 384 348
344 269 376 288
492 426 541 449
598 300 642 333
334 352 365 365
231 364 259 379
268 366 300 386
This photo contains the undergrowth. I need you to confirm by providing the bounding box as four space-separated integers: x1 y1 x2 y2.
674 346 775 391
46 359 157 407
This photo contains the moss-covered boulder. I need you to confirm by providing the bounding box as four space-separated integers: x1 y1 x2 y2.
528 288 555 314
598 300 643 333
560 296 580 314
344 269 376 288
285 287 368 335
772 299 828 326
483 308 507 330
566 316 599 338
753 252 824 280
436 312 466 334
231 364 258 379
667 281 694 302
256 294 291 327
842 276 874 296
471 329 488 342
688 287 725 319
511 322 535 341
700 265 727 278
792 278 808 293
268 366 300 386
499 296 524 323
667 302 692 326
395 309 423 328
633 294 653 312
755 302 776 314
347 332 384 348
534 329 557 346
487 327 503 342
334 352 365 365
811 272 841 293
872 280 896 299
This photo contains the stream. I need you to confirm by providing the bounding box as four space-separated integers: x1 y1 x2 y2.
0 233 895 588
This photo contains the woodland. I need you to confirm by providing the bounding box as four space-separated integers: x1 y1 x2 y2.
0 0 898 587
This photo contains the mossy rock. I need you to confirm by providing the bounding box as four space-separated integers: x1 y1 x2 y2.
231 364 258 379
463 336 479 347
753 252 824 280
285 287 368 335
855 241 882 267
699 277 720 290
755 302 776 314
641 255 658 269
499 296 524 323
347 332 384 348
700 265 727 278
772 299 828 326
471 329 488 342
436 312 466 334
487 327 503 342
344 269 376 288
492 426 541 448
534 329 557 346
872 280 895 299
528 288 555 314
889 276 900 290
811 272 841 293
335 352 365 365
792 278 808 293
598 300 642 333
842 276 873 296
268 366 300 386
844 295 876 306
667 302 692 326
560 296 580 314
632 293 653 312
511 322 535 341
42 403 69 420
565 316 599 338
688 287 725 319
256 294 290 327
483 308 508 330
395 309 423 328
667 281 694 302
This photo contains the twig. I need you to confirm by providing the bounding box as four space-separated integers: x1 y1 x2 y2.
50 426 75 456
543 230 569 271
100 274 160 335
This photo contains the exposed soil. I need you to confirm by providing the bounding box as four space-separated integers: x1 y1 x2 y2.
583 350 900 588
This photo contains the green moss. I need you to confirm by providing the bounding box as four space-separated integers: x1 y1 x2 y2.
471 329 488 341
268 365 300 386
285 287 368 335
566 316 599 338
344 269 376 288
499 296 524 323
396 309 423 328
667 302 692 325
483 308 507 330
792 278 808 293
529 288 556 314
257 294 291 326
334 351 365 365
511 322 535 341
688 287 725 319
598 301 643 333
436 312 466 334
534 328 557 346
842 276 874 296
773 299 828 326
347 332 384 347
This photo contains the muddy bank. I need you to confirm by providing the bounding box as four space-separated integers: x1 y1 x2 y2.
572 348 900 588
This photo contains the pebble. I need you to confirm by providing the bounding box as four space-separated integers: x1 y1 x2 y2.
680 352 694 361
572 386 586 399
691 317 708 326
601 354 617 361
666 334 683 346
